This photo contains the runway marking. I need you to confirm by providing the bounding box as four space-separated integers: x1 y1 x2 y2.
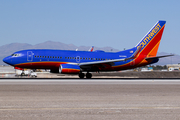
1 106 180 111
1 79 180 85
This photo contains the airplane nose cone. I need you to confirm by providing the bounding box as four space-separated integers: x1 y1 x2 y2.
3 57 8 63
3 56 13 65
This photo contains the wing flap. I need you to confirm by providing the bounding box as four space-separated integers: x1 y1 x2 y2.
79 47 142 66
79 58 125 66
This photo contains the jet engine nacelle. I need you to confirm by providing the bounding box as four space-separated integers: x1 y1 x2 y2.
50 64 81 74
60 64 81 74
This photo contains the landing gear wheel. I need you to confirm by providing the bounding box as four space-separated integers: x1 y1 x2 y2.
79 73 85 79
86 73 92 79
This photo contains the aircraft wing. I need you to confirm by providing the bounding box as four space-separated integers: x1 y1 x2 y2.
145 54 174 60
78 46 142 66
79 58 125 66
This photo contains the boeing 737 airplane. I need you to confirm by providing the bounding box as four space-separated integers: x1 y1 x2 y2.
3 20 172 78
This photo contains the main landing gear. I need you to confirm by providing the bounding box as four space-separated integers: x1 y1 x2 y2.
79 72 92 79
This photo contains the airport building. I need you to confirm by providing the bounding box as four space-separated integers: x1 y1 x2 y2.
167 64 180 71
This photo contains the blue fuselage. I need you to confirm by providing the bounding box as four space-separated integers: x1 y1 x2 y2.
3 48 141 71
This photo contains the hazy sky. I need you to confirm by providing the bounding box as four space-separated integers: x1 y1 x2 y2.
0 0 180 54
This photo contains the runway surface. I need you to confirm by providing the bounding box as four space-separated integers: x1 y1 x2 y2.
0 79 180 120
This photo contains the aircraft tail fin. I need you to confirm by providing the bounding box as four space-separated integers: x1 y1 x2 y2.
89 46 94 52
135 21 166 57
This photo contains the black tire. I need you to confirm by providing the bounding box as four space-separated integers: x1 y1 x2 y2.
86 73 92 79
21 73 25 76
79 73 85 79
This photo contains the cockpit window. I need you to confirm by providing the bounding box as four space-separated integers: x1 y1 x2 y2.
11 53 21 57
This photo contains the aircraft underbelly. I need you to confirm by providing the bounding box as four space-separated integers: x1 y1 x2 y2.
15 61 64 69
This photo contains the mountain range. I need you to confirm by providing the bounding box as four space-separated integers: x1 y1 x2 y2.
0 41 179 65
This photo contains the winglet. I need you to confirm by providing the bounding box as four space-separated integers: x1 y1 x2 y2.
125 46 142 61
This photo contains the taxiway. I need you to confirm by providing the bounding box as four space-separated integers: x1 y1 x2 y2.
0 79 180 120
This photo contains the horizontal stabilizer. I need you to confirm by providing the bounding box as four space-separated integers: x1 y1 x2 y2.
145 54 174 60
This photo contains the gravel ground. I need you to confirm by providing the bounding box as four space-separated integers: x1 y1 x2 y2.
0 79 180 120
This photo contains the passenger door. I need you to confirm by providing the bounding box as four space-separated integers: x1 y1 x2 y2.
27 51 33 61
